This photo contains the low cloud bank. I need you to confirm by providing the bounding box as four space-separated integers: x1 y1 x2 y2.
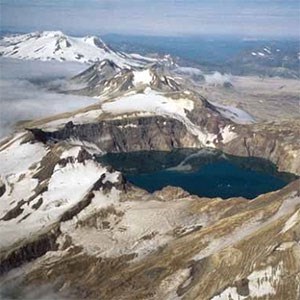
204 71 232 86
0 58 96 138
0 278 71 300
0 58 86 81
174 67 233 87
175 66 203 76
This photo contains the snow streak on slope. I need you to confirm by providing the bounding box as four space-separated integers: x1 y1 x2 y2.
0 137 121 250
0 31 157 68
209 100 255 124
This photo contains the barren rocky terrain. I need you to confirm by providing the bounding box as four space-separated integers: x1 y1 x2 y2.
198 76 300 122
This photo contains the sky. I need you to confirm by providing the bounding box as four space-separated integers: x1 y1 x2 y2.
0 0 299 38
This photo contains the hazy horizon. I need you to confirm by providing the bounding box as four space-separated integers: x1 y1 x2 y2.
1 0 299 39
1 30 299 41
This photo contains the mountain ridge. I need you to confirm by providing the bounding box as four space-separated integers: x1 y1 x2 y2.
0 31 160 68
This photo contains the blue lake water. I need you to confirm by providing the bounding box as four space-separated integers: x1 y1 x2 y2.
97 150 296 199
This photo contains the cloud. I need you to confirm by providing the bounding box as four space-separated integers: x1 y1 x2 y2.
174 66 205 82
0 58 86 80
1 0 299 38
0 275 71 300
204 72 232 86
175 67 203 76
0 58 96 138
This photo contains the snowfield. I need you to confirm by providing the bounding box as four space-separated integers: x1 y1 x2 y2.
133 69 153 86
102 90 194 118
0 31 157 68
0 137 121 250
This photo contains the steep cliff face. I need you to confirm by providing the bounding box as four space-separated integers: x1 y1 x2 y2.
27 115 300 175
223 120 300 175
29 117 199 152
25 86 239 153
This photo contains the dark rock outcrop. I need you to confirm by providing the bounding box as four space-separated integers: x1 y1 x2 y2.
59 192 94 222
92 173 129 194
0 179 6 197
223 121 300 175
1 200 25 221
28 116 199 153
0 229 60 275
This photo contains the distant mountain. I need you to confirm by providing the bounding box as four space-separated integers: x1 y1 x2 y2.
228 44 300 78
0 31 160 68
104 35 300 78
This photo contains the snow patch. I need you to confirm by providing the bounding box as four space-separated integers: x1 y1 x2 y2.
211 287 245 300
211 262 283 299
0 137 47 176
263 47 272 54
281 209 300 233
248 262 283 297
102 90 194 118
220 126 238 143
133 69 153 86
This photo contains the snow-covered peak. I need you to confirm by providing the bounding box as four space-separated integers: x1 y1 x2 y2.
81 35 110 52
40 30 65 38
0 31 157 68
